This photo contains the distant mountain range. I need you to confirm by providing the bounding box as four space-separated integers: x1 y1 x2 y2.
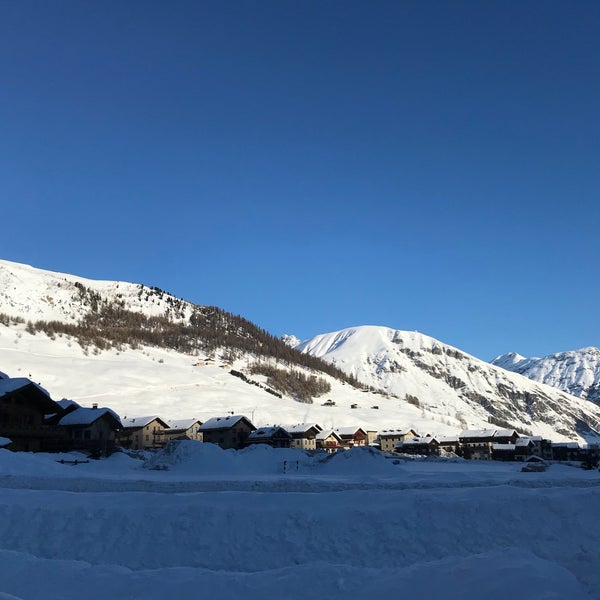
1 258 599 443
492 348 600 404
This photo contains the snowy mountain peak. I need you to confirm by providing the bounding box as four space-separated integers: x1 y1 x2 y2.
2 259 600 442
492 346 600 403
298 326 600 442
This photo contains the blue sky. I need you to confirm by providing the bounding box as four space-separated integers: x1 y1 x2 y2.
1 1 599 360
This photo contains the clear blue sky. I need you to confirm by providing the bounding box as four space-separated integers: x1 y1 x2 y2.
1 1 599 360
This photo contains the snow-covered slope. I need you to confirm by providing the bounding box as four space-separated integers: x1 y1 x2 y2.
492 347 600 403
2 259 600 442
298 326 600 442
0 259 194 324
0 260 442 435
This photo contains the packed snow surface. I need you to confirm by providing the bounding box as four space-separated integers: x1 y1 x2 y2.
0 443 598 599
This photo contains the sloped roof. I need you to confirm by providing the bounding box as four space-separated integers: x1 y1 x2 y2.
335 426 366 437
121 415 168 429
316 429 342 442
166 418 202 431
282 423 322 435
59 407 121 427
459 429 497 439
247 426 291 440
494 429 519 438
378 428 418 437
0 377 50 398
400 436 439 445
199 415 254 431
56 399 80 410
438 436 459 444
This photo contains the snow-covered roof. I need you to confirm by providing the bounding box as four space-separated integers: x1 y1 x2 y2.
459 429 497 439
0 377 50 398
0 436 11 447
378 428 418 437
438 436 459 444
166 418 201 431
551 442 580 448
316 429 342 441
247 426 290 440
516 438 536 447
399 436 438 445
121 415 165 429
494 429 518 438
335 426 366 436
199 415 251 431
57 399 80 410
59 407 121 427
282 423 322 435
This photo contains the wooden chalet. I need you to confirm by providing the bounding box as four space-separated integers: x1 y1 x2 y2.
117 416 169 450
396 436 440 456
335 426 368 449
491 443 516 461
161 419 203 443
245 426 292 448
377 428 419 453
282 423 322 450
458 429 497 460
58 405 122 456
0 378 64 452
199 415 256 450
316 429 343 453
438 436 460 455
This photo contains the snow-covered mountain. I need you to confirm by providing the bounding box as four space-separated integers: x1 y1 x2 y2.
492 347 600 404
2 258 600 442
297 326 600 442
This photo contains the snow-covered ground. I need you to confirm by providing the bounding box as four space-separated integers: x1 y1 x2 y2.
0 443 598 599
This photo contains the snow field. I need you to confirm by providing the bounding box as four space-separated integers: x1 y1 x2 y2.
0 445 598 598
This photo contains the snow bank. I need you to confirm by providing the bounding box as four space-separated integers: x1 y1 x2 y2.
143 441 314 476
0 447 598 598
315 445 404 476
0 549 588 600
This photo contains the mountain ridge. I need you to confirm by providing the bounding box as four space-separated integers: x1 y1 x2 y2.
1 259 599 442
492 347 600 403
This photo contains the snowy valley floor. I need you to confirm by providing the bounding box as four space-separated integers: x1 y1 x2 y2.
0 444 599 600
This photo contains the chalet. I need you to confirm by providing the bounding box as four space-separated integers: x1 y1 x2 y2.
162 419 203 443
365 430 378 446
491 443 516 461
513 436 551 461
245 426 292 448
493 429 520 444
282 423 322 451
438 436 460 455
378 428 419 453
316 429 343 453
58 406 122 456
0 378 64 452
117 416 169 450
396 436 440 456
458 429 497 460
551 441 581 462
199 415 256 450
335 426 368 449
